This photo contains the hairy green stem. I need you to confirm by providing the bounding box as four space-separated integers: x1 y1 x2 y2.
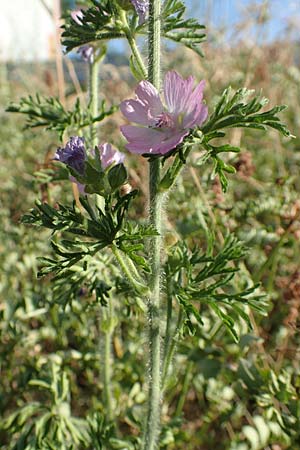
126 32 148 79
120 10 148 79
89 47 106 147
111 245 148 293
143 1 162 449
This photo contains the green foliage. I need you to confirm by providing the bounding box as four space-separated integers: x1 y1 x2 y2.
7 95 116 140
197 88 292 191
167 235 266 341
21 191 158 304
202 87 291 137
62 1 124 53
162 0 206 56
62 0 206 58
2 361 88 449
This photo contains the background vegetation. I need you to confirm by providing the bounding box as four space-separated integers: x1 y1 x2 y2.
0 1 299 448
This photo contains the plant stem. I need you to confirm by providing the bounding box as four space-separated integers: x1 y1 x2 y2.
111 245 148 294
103 305 113 422
174 360 193 418
120 10 148 79
162 306 183 389
127 32 148 79
143 1 162 449
163 275 173 363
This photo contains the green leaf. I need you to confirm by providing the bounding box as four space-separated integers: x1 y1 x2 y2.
253 415 271 446
7 95 116 140
242 425 260 450
62 1 124 52
108 164 128 191
162 0 206 56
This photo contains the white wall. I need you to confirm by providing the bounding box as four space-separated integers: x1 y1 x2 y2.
0 0 56 61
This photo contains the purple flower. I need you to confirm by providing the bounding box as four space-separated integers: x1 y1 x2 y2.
71 9 84 25
120 71 208 155
98 143 125 168
130 0 149 25
54 136 87 175
77 45 94 63
54 138 125 194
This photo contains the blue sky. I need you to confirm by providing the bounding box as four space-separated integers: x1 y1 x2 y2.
109 0 300 53
185 0 300 42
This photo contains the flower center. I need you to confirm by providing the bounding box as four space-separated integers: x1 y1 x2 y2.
155 112 175 129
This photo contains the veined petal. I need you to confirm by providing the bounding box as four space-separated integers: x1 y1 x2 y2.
121 125 188 155
183 80 207 128
153 130 189 155
120 99 156 126
99 143 125 168
121 125 165 154
135 80 163 116
183 104 208 128
164 71 195 115
185 80 206 113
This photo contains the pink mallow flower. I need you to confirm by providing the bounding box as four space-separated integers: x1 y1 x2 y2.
98 143 125 168
120 71 208 155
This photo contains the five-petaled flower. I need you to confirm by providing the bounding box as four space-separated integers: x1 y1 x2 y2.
130 0 149 25
120 71 208 155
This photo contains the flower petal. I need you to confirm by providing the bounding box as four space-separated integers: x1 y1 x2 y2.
120 99 156 126
183 104 208 128
164 71 195 115
121 125 188 155
121 125 164 154
182 80 207 128
130 0 149 25
153 130 188 155
99 143 125 168
135 80 163 117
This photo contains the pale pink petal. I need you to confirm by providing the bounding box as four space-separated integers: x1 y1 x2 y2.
71 10 84 25
152 130 189 154
121 126 187 155
99 143 125 168
70 176 85 194
185 80 205 113
164 71 195 114
121 125 165 154
183 80 207 128
135 80 163 116
183 104 208 128
120 99 156 126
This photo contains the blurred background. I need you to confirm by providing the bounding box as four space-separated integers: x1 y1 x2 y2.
1 1 299 61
